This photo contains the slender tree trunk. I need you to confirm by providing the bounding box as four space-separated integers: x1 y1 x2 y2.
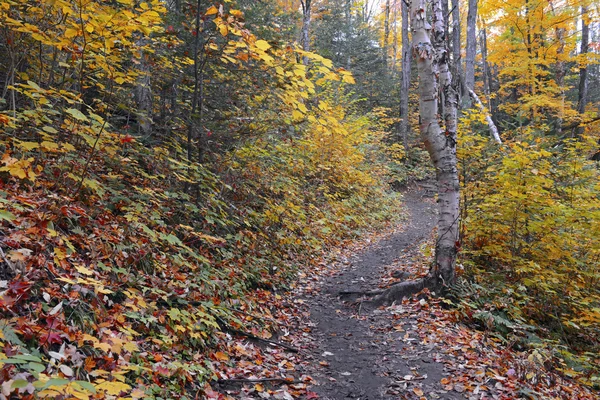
464 0 478 107
345 0 352 69
442 0 450 53
555 25 566 136
412 0 460 287
576 6 589 136
399 0 411 158
392 0 399 73
135 40 153 136
300 0 312 65
479 19 491 105
383 0 391 70
451 0 462 101
468 88 501 143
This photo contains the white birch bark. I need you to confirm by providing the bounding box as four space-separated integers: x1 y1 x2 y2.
300 0 312 65
467 88 501 144
412 0 460 286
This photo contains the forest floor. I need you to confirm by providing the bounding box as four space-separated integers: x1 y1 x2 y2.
211 184 597 399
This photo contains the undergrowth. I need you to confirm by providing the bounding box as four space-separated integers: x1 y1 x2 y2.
454 110 600 389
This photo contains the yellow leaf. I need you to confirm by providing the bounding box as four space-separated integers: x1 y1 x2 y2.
95 381 131 395
255 40 270 51
41 141 60 151
219 24 228 36
75 265 94 276
205 6 218 15
64 28 79 38
17 142 40 151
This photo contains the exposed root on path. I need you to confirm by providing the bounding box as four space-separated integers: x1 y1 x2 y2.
347 274 445 310
368 277 432 306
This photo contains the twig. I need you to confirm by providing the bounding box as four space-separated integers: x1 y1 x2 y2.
216 316 299 353
217 377 301 384
394 376 427 384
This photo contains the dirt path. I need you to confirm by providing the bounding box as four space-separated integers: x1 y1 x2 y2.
302 188 464 399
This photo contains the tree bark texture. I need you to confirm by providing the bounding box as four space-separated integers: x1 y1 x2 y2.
465 0 477 96
300 0 312 65
383 0 391 70
399 0 412 155
411 0 460 287
135 40 153 136
392 0 399 72
576 6 589 136
451 0 462 99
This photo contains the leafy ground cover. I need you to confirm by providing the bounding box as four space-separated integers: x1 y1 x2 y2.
204 187 598 399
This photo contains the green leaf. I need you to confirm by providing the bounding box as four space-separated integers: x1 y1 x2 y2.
11 379 29 389
26 362 46 373
74 380 97 393
40 378 70 389
0 210 16 222
0 358 29 364
12 354 42 362
165 234 183 246
66 108 88 122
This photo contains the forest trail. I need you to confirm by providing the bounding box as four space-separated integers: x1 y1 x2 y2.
298 186 465 399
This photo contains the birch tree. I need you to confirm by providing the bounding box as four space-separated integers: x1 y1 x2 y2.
372 0 460 304
300 0 312 65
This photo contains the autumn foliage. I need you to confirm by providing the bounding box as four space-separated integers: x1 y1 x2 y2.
0 1 399 398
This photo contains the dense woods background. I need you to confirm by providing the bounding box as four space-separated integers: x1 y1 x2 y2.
0 0 598 398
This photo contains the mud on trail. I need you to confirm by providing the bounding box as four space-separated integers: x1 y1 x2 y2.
298 188 464 399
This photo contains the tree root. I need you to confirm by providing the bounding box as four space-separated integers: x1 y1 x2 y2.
358 275 439 310
217 377 300 384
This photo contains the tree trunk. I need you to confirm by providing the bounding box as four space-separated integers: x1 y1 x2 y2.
369 0 460 306
464 0 477 107
300 0 312 65
398 0 411 158
467 88 501 144
383 0 391 70
135 40 153 136
451 0 462 101
412 0 460 287
479 19 491 107
392 0 399 73
345 0 352 69
555 25 566 136
576 6 589 136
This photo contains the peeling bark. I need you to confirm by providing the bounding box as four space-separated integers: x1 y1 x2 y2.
412 0 460 290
